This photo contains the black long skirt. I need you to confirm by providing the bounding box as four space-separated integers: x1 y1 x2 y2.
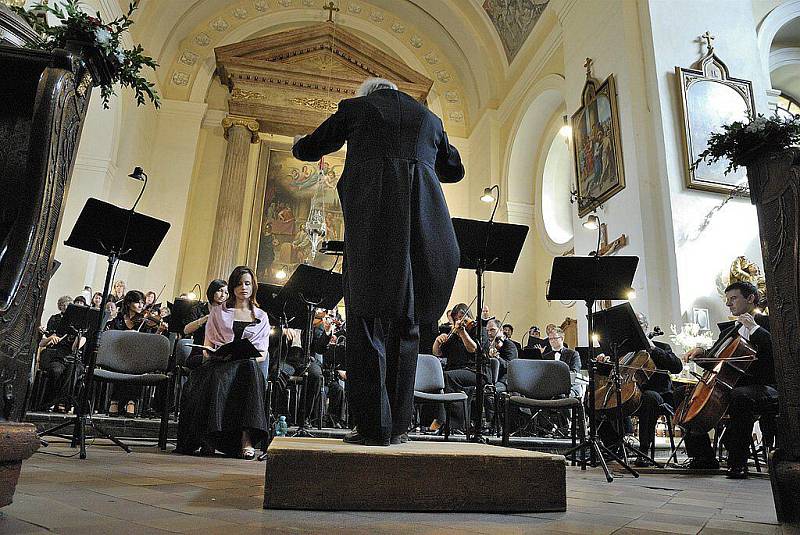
176 358 269 457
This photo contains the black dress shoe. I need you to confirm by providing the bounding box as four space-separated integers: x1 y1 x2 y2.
633 456 650 468
390 433 409 445
343 431 390 446
726 465 748 479
686 457 721 470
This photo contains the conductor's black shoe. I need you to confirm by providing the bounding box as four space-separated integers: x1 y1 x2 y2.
343 431 390 446
685 457 720 470
726 465 748 479
390 433 409 445
633 456 650 468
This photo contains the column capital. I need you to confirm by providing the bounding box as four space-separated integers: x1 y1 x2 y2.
222 115 260 143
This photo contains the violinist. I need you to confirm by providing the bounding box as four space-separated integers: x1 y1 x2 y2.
676 281 775 478
104 290 161 416
432 303 481 433
276 308 328 426
487 319 518 383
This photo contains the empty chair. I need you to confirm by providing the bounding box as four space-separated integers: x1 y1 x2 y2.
93 330 173 450
413 354 469 441
501 359 585 465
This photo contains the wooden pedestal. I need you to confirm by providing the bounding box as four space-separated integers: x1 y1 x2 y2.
0 422 39 507
263 437 566 512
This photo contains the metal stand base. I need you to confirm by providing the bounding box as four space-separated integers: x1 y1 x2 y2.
38 413 131 459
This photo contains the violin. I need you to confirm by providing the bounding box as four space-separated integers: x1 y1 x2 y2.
133 308 168 332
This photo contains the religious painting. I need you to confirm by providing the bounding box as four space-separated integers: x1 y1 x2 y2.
676 39 755 195
247 143 345 284
482 0 550 62
570 70 625 218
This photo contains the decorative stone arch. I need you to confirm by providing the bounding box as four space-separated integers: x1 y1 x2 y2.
769 47 800 72
757 0 800 82
164 2 469 134
503 74 573 253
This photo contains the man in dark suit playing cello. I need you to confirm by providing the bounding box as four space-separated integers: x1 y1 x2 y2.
677 281 776 478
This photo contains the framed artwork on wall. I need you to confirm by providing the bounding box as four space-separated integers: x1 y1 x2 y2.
247 142 345 284
570 59 626 217
676 33 755 195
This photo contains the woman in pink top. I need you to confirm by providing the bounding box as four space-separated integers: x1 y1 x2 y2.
176 266 270 460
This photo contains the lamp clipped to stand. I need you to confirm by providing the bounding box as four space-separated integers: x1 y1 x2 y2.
452 184 528 443
548 226 639 482
38 168 169 459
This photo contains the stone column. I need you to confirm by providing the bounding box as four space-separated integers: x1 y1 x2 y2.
746 148 800 523
207 115 259 281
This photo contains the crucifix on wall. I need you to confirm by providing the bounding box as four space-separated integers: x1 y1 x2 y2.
594 222 629 308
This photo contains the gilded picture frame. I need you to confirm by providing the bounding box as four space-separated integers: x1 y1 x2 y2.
570 70 626 218
676 44 755 195
247 141 345 284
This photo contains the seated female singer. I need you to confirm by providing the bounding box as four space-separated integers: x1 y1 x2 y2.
176 266 270 460
104 290 166 416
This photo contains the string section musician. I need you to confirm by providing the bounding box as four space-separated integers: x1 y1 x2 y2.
676 281 776 478
293 77 464 446
596 314 682 466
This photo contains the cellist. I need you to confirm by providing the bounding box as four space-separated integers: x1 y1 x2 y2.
676 281 776 479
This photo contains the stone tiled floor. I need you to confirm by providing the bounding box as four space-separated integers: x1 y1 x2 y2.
2 440 798 534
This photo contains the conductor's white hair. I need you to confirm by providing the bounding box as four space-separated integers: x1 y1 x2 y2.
356 77 398 97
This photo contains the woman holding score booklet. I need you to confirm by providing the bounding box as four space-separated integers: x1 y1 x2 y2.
176 266 270 460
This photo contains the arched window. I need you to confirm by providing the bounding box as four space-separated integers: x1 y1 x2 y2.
774 93 800 119
540 134 574 245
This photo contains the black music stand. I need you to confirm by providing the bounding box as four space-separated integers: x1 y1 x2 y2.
592 302 661 468
548 255 638 482
277 265 342 438
452 217 528 443
41 198 169 459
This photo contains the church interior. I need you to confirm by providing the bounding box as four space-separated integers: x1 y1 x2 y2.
2 0 800 533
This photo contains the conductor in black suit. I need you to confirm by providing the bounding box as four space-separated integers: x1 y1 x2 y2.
293 77 464 446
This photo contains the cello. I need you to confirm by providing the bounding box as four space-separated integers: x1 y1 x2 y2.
674 325 757 433
593 350 657 417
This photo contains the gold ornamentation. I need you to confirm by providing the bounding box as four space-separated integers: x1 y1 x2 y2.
231 88 267 101
287 97 338 112
76 72 93 97
728 256 767 305
222 115 260 143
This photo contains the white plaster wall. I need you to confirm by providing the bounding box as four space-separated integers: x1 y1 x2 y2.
643 0 772 332
557 0 662 341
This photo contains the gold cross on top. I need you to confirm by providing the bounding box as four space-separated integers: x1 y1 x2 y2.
323 1 340 23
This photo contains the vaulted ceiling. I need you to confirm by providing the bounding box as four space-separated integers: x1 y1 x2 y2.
125 0 557 136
